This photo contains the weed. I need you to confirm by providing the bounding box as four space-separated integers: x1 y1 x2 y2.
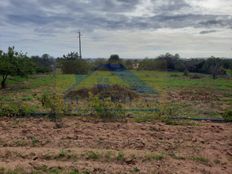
85 151 100 160
14 139 28 147
59 149 66 158
22 95 33 101
145 153 165 161
0 102 35 117
39 91 74 119
222 110 232 122
169 152 185 160
191 156 209 165
89 93 125 121
116 151 126 162
131 167 140 173
31 136 39 146
69 170 84 174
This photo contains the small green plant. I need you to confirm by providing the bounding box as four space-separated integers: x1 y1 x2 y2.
132 167 140 173
31 136 39 146
116 151 125 162
58 149 67 158
169 152 185 160
39 91 70 120
40 91 63 113
85 151 100 160
145 153 165 161
89 93 125 121
222 110 232 122
191 156 209 165
0 102 35 117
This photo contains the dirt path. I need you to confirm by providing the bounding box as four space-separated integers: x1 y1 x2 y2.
0 117 231 174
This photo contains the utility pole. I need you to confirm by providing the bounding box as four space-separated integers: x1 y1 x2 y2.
78 31 82 59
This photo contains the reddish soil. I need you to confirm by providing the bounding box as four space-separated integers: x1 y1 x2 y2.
0 117 231 174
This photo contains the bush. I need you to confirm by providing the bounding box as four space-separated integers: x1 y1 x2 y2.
39 91 70 117
89 93 125 121
0 102 35 117
222 110 232 122
61 59 90 74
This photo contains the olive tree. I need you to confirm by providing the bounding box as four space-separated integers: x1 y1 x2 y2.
0 47 34 89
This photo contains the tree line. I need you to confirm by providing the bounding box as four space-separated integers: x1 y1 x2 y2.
0 47 232 89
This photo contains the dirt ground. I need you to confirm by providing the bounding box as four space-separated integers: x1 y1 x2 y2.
0 117 231 174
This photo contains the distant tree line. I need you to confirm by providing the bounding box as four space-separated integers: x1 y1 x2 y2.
1 47 232 89
137 53 232 79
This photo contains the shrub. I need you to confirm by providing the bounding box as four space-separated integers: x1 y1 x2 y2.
60 57 91 74
39 91 70 118
222 110 232 122
0 102 35 117
89 93 125 121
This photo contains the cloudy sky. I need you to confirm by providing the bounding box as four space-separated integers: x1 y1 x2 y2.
0 0 232 58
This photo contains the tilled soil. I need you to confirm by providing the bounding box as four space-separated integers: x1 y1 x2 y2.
0 117 231 174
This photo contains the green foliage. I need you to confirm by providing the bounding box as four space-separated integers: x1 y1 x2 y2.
108 54 121 64
39 91 68 116
138 58 167 71
89 93 125 121
85 151 100 160
145 153 165 161
31 54 54 73
0 102 35 117
0 47 34 88
60 52 91 74
191 156 209 165
116 151 125 162
222 110 232 122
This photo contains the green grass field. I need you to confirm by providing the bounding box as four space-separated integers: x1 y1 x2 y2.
1 70 232 120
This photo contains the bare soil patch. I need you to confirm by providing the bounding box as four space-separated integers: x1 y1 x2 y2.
0 117 231 174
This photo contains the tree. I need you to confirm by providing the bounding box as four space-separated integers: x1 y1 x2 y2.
60 52 90 74
31 54 54 73
0 47 34 89
108 54 121 64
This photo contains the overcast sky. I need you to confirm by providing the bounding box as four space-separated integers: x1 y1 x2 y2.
0 0 232 58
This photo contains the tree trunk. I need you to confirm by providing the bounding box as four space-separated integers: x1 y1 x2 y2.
1 75 7 89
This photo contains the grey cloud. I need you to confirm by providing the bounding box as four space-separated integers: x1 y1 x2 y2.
199 30 218 34
1 0 232 35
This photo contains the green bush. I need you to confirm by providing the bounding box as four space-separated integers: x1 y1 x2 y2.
39 91 70 116
0 102 35 117
89 93 125 121
222 110 232 122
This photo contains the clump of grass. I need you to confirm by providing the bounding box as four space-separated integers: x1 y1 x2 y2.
58 149 67 158
31 136 39 146
191 156 209 165
131 167 140 173
145 153 165 161
14 139 28 147
169 152 185 160
0 167 25 174
22 95 33 101
89 94 125 121
0 102 35 117
84 151 100 160
222 110 232 122
116 151 126 162
54 149 74 160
